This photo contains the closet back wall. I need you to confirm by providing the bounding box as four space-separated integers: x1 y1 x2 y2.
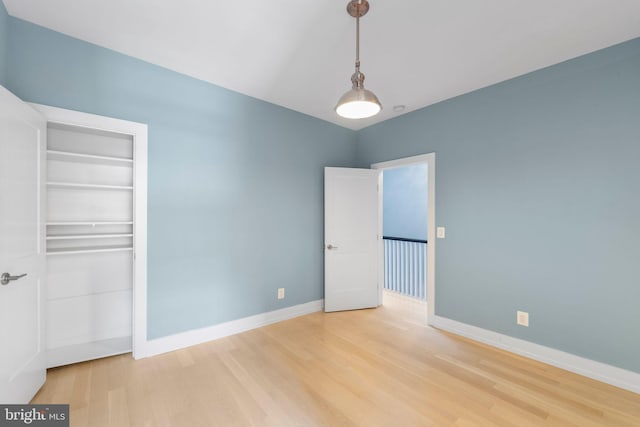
6 16 357 339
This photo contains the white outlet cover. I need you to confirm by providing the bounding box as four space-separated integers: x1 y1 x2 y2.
436 227 446 239
277 288 285 299
517 310 529 327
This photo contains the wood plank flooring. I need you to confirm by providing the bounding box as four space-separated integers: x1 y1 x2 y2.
32 304 640 426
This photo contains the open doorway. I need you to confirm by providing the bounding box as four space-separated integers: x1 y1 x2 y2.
372 153 436 324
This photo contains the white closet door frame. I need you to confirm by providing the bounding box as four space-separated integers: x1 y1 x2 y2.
30 103 148 359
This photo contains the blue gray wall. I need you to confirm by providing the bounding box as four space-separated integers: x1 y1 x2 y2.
5 17 357 339
356 38 640 373
383 164 428 240
0 1 7 84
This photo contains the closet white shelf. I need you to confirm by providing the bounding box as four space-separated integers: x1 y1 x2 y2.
47 181 133 191
47 233 133 240
47 221 133 226
47 245 133 256
47 149 133 166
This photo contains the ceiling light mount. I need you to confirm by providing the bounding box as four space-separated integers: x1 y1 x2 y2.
335 0 382 120
346 0 369 18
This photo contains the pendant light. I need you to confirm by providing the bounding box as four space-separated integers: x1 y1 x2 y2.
335 0 382 119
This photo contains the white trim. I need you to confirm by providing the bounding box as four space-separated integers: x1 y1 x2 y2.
376 171 384 306
137 299 324 359
371 153 436 325
132 119 148 361
431 315 640 394
29 103 148 361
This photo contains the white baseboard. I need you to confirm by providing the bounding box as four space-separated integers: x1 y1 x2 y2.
135 300 324 359
430 315 640 395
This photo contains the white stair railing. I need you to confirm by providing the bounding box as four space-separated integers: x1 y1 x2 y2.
383 237 427 300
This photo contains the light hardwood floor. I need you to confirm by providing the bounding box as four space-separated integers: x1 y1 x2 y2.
32 304 640 426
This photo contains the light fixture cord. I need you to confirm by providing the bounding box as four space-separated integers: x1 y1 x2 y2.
355 0 361 73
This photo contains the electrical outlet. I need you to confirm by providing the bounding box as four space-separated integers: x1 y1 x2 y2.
517 310 529 327
277 288 285 300
437 227 446 239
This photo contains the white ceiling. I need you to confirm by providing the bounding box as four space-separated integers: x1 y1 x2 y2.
4 1 640 130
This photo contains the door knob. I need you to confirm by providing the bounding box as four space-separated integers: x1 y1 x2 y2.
1 272 27 285
327 244 339 250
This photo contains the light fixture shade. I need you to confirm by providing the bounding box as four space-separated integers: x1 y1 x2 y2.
335 87 382 119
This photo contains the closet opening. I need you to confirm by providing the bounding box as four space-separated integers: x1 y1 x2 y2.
32 104 148 365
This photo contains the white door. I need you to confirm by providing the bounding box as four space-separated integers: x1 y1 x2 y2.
324 167 381 312
0 86 47 403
